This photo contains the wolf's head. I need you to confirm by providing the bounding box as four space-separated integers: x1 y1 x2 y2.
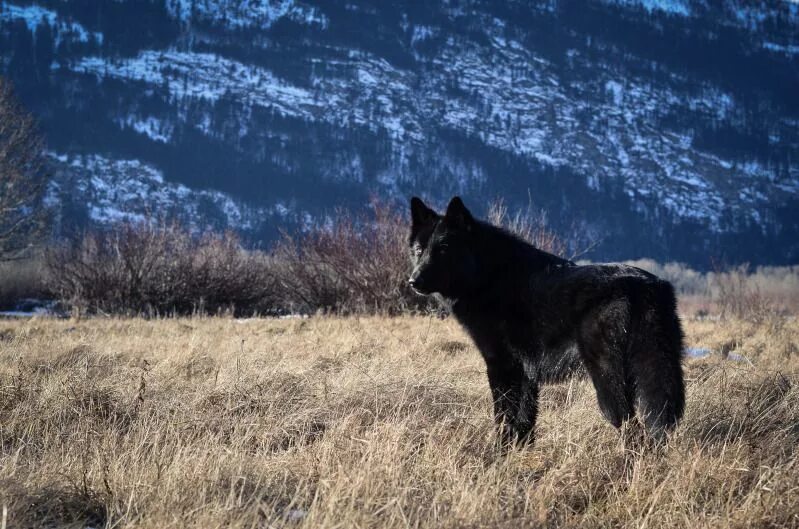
408 196 479 298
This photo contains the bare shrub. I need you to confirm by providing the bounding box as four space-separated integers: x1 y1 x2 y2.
487 198 596 260
619 260 799 319
0 77 50 260
622 258 709 296
272 198 594 315
45 221 275 316
711 263 777 322
272 199 431 315
43 199 599 316
748 265 799 314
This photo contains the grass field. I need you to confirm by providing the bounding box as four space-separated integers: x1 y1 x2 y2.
1 314 797 528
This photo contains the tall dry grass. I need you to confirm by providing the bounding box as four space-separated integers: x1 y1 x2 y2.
0 315 797 528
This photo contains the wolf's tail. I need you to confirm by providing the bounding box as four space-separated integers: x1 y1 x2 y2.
629 280 685 441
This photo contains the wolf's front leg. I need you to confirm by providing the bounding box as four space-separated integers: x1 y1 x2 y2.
514 376 538 445
486 362 538 446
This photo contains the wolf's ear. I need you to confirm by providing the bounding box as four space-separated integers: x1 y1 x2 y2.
410 197 438 228
444 196 473 230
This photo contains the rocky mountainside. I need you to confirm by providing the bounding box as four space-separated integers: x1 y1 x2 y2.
1 0 798 266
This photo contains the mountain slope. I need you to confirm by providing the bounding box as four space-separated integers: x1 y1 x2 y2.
1 0 798 265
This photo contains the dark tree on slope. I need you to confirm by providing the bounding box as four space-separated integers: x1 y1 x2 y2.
0 78 49 261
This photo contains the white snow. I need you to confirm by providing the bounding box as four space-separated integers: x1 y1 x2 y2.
0 2 103 43
0 309 47 318
686 347 710 359
118 115 172 143
763 41 799 55
599 0 691 16
50 153 273 231
605 80 624 105
411 25 436 45
49 4 794 232
165 0 328 29
70 50 317 118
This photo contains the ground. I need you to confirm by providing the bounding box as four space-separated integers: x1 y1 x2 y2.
0 315 797 528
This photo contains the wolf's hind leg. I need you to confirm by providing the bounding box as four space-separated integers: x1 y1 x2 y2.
582 351 634 428
629 299 685 441
579 304 635 429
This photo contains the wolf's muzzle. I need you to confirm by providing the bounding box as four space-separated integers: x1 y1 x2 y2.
408 276 431 295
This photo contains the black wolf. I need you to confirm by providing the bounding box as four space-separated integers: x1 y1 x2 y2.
408 196 685 444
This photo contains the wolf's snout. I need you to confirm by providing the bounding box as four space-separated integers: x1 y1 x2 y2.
408 275 429 294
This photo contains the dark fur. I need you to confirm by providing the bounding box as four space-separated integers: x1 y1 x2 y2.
409 196 685 444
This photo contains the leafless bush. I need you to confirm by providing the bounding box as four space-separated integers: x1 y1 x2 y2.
487 198 597 260
45 221 276 316
271 198 594 315
622 258 709 296
711 263 777 322
43 199 600 316
272 200 432 315
747 265 799 314
0 77 49 260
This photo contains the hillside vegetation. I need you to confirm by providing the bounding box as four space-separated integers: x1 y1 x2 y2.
3 1 798 264
0 314 797 528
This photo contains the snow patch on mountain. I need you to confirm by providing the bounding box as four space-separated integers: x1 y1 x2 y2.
602 0 799 31
763 41 799 55
425 31 796 230
60 24 797 232
411 25 438 45
48 153 270 231
68 48 422 142
69 50 316 116
599 0 691 16
165 0 328 29
117 115 173 143
0 2 103 44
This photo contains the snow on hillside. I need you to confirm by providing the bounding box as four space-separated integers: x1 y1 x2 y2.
165 0 328 29
59 32 795 231
71 51 316 114
0 2 103 43
600 0 692 16
116 116 173 144
2 0 798 263
68 49 421 140
59 29 799 230
48 153 272 230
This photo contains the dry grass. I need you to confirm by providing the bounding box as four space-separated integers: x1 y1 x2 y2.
0 314 797 528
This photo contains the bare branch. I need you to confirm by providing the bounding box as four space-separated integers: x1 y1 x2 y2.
0 77 50 260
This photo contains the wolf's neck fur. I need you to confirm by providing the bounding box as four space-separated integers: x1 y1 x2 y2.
448 220 570 310
475 220 571 271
